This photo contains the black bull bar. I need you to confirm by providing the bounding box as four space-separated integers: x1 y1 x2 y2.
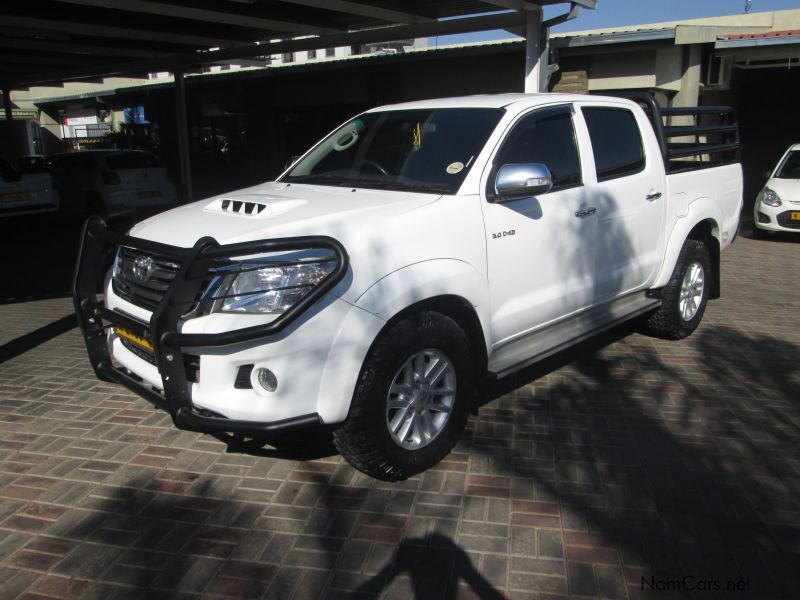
72 214 349 436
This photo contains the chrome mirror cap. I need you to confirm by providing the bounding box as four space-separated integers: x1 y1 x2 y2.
493 163 553 201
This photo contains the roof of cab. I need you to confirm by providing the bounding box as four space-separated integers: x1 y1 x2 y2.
368 93 634 112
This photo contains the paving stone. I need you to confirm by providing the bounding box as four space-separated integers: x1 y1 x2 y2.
1 235 800 598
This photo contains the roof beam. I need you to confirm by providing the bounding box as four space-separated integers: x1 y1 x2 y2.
0 15 243 47
50 0 340 36
0 37 171 59
4 11 527 87
271 1 431 25
481 0 596 10
0 53 98 67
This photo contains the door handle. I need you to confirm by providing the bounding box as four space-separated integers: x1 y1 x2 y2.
575 207 597 218
646 192 662 201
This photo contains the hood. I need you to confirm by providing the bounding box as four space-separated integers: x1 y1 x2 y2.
765 177 800 204
130 180 440 247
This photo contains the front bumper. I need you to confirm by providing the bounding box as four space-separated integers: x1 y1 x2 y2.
73 213 349 436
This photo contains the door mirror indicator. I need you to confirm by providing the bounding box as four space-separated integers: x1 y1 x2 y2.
493 163 553 202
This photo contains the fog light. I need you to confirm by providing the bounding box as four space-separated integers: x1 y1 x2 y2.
757 211 770 224
254 368 278 393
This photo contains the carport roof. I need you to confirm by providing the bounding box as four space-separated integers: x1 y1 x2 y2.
0 0 596 89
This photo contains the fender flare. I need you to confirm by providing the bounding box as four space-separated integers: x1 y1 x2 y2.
652 197 721 290
356 259 492 352
316 260 492 425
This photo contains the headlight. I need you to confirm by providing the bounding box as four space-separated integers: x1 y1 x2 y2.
111 247 122 278
761 188 782 207
218 260 336 314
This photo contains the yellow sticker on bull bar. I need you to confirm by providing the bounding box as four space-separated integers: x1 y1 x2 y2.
116 327 154 351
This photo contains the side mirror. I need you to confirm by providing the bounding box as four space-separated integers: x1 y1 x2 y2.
493 163 553 202
284 155 300 170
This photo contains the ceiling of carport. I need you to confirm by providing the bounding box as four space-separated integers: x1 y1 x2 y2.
0 0 596 89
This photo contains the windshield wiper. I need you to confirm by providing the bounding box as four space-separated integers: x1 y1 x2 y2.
346 179 449 194
284 173 351 186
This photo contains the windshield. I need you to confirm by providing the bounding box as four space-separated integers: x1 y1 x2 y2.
281 108 504 194
775 151 800 179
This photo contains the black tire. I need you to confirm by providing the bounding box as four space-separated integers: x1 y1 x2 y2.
644 239 711 340
333 311 474 481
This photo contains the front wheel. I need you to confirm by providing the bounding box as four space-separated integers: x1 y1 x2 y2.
333 311 474 481
644 239 711 340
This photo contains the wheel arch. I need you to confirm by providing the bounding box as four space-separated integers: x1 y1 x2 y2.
382 294 489 376
686 218 721 299
652 198 722 297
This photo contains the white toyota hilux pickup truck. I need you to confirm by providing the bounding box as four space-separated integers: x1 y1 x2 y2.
74 93 743 480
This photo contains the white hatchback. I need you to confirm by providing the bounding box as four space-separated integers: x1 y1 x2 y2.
49 150 178 215
0 157 59 218
754 143 800 237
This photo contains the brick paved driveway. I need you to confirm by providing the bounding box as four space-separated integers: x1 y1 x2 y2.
0 226 798 599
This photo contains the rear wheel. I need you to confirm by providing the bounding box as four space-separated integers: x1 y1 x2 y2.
333 311 474 481
644 239 711 340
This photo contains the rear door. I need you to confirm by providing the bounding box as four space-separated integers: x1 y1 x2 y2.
576 103 666 301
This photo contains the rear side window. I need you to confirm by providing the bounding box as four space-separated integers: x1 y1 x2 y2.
495 107 582 191
105 153 161 170
582 107 645 181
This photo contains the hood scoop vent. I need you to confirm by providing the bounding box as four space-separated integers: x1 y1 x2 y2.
218 198 267 215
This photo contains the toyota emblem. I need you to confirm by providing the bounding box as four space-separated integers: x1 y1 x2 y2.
131 256 154 283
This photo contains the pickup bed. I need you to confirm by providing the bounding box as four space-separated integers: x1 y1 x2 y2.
74 93 743 480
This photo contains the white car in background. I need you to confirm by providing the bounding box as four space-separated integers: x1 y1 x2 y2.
754 143 800 237
0 157 59 218
49 149 178 215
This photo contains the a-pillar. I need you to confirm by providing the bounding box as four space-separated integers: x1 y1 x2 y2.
524 6 547 93
174 71 192 201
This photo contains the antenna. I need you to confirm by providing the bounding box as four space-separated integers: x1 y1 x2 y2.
745 0 752 13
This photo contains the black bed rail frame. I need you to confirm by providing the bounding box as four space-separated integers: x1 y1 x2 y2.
606 92 741 173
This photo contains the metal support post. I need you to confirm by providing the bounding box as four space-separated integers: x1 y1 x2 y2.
174 71 192 201
2 88 13 122
524 6 546 93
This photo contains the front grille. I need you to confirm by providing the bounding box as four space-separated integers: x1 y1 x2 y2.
112 247 180 310
776 211 800 229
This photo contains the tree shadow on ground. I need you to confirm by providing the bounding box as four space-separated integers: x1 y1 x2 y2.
470 324 800 598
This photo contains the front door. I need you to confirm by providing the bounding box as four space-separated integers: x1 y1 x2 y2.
481 104 599 347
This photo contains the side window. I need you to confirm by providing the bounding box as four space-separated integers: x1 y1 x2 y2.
494 107 582 191
582 107 645 181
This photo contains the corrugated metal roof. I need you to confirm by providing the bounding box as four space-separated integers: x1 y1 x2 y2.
716 29 800 49
551 27 676 47
722 29 800 40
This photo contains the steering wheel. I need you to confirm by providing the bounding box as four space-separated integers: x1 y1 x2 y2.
356 160 388 176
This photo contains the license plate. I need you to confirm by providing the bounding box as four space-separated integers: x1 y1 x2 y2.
791 211 800 221
0 192 29 203
137 190 161 199
116 327 154 352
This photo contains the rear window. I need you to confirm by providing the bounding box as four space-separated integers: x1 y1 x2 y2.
105 153 161 170
582 107 645 181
